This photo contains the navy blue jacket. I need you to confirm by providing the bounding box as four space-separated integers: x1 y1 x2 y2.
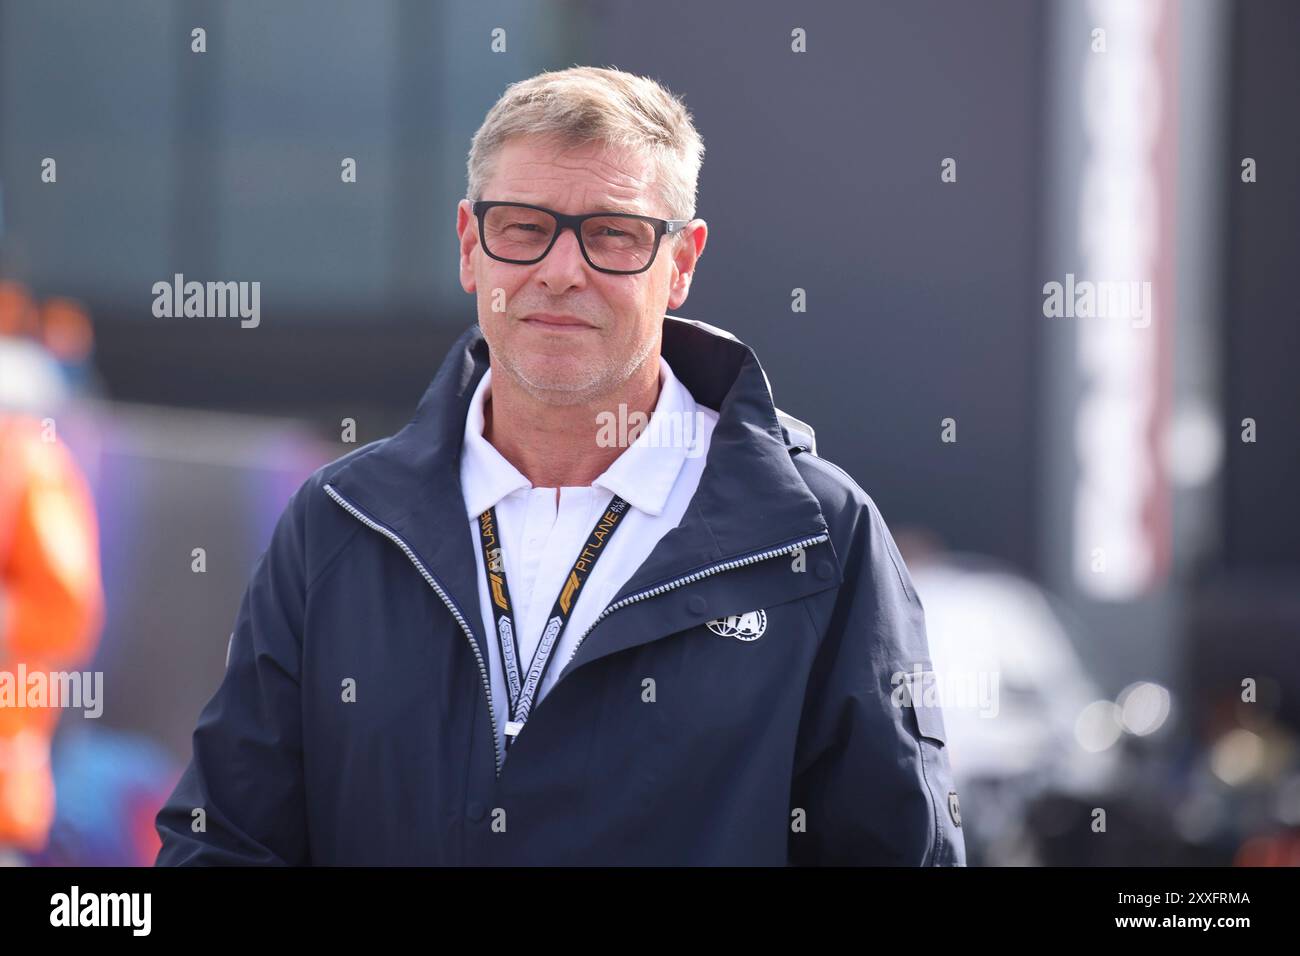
155 316 966 865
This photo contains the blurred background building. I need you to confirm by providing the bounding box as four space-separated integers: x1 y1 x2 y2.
0 0 1295 865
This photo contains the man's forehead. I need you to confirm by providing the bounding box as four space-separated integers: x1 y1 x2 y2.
489 139 658 215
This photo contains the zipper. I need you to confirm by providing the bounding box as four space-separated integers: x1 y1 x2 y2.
323 483 505 777
559 530 831 676
326 479 829 772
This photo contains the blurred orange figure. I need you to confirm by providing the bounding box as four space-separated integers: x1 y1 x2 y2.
0 282 39 339
0 415 103 852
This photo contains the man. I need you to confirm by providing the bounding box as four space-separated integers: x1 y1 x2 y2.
156 65 965 865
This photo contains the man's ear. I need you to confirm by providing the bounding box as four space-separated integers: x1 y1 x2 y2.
666 220 707 311
457 200 479 294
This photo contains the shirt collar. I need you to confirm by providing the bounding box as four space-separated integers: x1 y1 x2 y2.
459 354 700 520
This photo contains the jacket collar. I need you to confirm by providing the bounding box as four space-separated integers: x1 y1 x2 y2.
326 316 830 633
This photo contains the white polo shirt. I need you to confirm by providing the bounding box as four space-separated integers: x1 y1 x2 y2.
460 355 718 758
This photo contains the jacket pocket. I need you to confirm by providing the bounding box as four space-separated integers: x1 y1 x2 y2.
898 669 961 864
910 694 948 745
898 669 948 744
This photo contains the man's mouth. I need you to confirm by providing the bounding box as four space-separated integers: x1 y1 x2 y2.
521 313 595 331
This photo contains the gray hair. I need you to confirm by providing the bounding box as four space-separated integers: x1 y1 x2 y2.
466 65 705 222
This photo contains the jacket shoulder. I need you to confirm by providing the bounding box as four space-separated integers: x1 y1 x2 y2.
789 449 921 607
281 437 389 516
789 448 876 532
268 438 393 590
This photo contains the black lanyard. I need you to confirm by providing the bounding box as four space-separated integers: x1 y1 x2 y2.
475 494 631 748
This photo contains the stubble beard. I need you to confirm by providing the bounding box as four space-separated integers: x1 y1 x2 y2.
484 317 658 409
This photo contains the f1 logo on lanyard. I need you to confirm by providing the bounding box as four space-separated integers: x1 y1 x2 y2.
476 495 631 749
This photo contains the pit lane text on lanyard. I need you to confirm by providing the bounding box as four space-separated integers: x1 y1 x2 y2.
476 494 630 747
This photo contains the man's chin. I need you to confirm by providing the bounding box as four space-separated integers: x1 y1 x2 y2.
508 361 611 402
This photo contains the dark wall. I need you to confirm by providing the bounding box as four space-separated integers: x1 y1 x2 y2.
589 0 1046 572
1222 0 1300 571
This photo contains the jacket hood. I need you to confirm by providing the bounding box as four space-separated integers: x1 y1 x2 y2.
325 315 832 628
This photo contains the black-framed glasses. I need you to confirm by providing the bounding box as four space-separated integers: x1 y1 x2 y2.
472 200 690 275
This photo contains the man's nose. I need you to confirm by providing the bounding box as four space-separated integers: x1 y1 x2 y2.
535 226 588 292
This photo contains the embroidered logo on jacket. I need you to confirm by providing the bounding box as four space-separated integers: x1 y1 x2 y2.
706 610 767 642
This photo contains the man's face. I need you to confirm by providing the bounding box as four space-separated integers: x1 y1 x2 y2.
457 135 705 406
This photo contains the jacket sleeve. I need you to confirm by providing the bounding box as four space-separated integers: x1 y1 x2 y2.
155 487 311 865
789 490 966 866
